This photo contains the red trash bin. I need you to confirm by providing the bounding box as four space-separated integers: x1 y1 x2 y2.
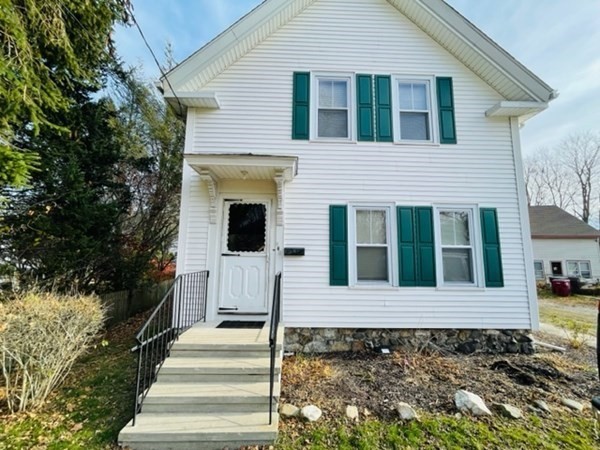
551 278 571 297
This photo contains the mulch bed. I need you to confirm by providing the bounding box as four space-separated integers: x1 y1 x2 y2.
280 335 600 421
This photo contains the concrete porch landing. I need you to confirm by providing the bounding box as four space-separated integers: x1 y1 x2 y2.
118 321 283 450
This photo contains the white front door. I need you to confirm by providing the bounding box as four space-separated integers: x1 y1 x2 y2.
218 200 270 314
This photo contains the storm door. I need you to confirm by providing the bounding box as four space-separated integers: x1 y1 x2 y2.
218 201 269 313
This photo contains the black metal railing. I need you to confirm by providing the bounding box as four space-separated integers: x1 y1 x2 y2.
131 270 209 426
268 272 282 425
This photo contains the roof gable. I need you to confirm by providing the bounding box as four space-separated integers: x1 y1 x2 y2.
529 206 600 239
162 0 555 105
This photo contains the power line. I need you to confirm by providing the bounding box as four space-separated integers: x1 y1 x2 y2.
126 4 184 114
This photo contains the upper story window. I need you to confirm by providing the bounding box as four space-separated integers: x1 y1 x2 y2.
314 74 353 140
292 72 456 144
393 77 434 143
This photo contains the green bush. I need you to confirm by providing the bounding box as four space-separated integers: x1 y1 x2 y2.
0 292 105 412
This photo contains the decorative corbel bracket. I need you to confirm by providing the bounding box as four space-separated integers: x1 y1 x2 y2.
274 170 286 226
198 169 219 224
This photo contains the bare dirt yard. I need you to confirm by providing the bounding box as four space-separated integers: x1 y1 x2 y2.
269 332 600 449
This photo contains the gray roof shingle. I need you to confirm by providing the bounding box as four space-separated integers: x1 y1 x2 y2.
529 205 600 238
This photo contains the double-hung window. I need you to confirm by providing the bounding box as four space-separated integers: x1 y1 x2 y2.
534 261 545 280
315 75 352 139
438 208 477 285
567 260 591 278
394 78 434 143
352 206 392 284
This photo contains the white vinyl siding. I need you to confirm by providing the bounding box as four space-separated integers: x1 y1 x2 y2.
178 0 536 329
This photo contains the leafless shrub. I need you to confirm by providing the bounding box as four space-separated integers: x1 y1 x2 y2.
0 292 105 412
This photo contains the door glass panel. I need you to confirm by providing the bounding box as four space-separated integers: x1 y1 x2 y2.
227 203 266 253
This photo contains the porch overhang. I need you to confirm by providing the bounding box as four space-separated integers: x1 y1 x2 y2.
185 153 298 225
164 91 221 117
485 101 549 124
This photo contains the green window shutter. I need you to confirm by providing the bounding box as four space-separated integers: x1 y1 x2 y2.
398 207 437 287
356 74 374 141
397 207 417 286
415 207 436 287
330 205 348 286
480 208 504 287
436 77 457 144
292 72 310 140
375 75 393 142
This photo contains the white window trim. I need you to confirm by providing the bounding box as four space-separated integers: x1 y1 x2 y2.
433 205 484 288
533 260 545 280
311 72 356 142
391 75 438 145
348 204 397 287
566 260 592 278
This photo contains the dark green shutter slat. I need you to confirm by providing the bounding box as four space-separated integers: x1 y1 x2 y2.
330 205 348 286
292 72 310 140
480 208 504 287
397 207 416 286
375 75 393 142
415 207 436 287
436 77 457 144
356 74 374 141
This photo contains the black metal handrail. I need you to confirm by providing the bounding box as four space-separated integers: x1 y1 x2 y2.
269 272 282 425
132 270 209 426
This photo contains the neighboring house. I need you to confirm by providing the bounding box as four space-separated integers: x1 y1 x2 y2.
162 0 556 350
529 205 600 282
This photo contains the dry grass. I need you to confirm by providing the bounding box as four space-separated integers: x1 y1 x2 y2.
281 354 337 387
533 352 589 373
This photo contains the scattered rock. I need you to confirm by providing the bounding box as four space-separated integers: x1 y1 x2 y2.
301 405 323 422
454 390 492 416
527 405 544 415
304 341 328 353
454 412 462 419
493 403 523 419
363 407 372 417
396 402 419 420
331 341 352 352
352 341 366 352
280 403 300 417
346 405 359 421
533 400 551 413
561 398 584 412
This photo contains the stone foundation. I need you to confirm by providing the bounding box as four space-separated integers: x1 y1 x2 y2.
284 328 535 354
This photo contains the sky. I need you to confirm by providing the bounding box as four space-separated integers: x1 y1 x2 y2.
114 0 600 155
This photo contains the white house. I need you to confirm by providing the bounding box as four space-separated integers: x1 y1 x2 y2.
529 205 600 283
163 0 555 351
119 0 557 447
